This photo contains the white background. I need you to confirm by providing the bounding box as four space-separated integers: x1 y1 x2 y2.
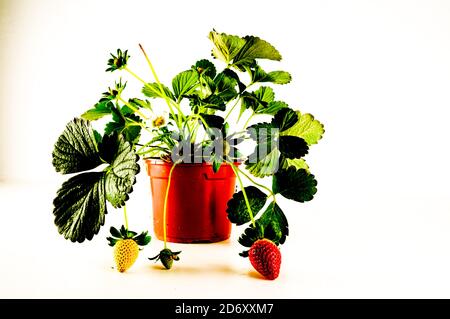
1 0 450 298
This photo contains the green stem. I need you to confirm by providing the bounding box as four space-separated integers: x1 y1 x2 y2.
190 122 200 142
111 103 127 123
243 111 254 128
139 149 166 158
223 97 241 122
223 81 256 122
183 113 210 143
124 67 147 85
124 66 179 128
137 139 158 154
125 118 153 134
123 205 129 230
229 164 256 227
138 44 162 89
136 146 170 156
163 162 178 248
235 165 276 201
182 114 195 137
118 96 148 120
138 44 185 128
190 114 210 129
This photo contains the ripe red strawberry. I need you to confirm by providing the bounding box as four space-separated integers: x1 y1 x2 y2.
248 239 281 280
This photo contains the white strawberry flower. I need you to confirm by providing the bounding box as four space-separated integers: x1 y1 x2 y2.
148 111 169 128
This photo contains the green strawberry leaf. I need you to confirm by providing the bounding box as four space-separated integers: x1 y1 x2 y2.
281 158 310 172
142 83 175 100
272 108 298 132
232 36 282 70
257 202 288 245
263 71 291 84
81 99 114 121
241 86 275 114
279 136 308 159
272 167 317 202
105 108 142 145
53 172 107 243
201 95 226 111
172 70 199 100
254 86 275 105
245 147 281 177
189 94 226 112
193 59 217 78
245 108 302 177
52 118 102 174
281 111 325 145
238 225 262 254
250 65 292 85
104 134 140 208
52 118 140 242
245 122 280 177
93 130 102 145
246 122 274 140
260 101 289 115
196 74 216 99
128 98 152 111
240 93 258 114
240 86 288 115
209 31 282 71
199 113 224 129
226 186 267 225
222 68 246 93
208 30 246 64
214 72 238 102
238 202 288 255
98 132 119 163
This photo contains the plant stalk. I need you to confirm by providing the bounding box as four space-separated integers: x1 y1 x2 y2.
124 67 147 85
243 112 254 129
118 96 148 120
124 66 179 127
163 162 178 248
223 97 241 122
235 165 275 199
123 205 129 230
138 44 185 128
229 163 256 227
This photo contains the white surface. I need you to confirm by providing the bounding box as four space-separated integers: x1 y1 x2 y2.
1 180 450 298
1 0 450 298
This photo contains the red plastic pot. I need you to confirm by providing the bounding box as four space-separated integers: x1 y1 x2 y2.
145 159 239 243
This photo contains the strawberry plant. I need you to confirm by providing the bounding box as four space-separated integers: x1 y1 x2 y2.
51 30 324 277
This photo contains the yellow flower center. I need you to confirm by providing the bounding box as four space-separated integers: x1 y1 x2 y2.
152 116 166 127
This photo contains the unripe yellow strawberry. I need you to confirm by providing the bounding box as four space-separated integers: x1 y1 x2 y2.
114 239 139 272
107 225 151 273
